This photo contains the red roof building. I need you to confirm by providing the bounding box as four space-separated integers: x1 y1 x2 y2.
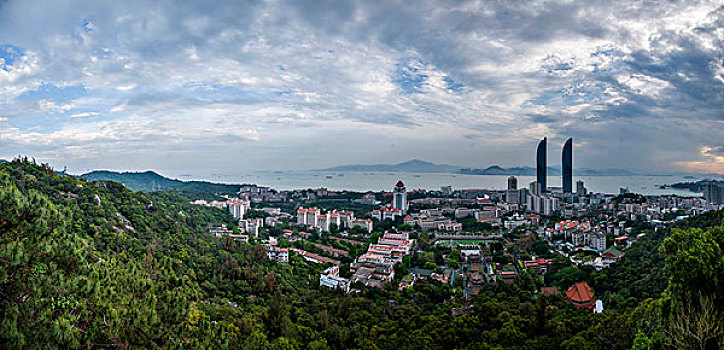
565 281 596 309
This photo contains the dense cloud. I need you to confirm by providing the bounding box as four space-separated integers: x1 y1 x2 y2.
0 0 721 176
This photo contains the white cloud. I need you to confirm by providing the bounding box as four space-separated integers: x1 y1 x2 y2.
0 0 721 174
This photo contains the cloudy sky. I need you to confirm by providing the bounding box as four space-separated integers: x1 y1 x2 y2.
0 0 722 177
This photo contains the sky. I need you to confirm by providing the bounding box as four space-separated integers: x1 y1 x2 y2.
0 0 722 177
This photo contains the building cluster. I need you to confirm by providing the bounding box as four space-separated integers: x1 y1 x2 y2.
547 220 606 252
350 232 414 289
240 185 285 203
209 225 250 242
192 197 251 219
197 138 718 302
503 137 585 216
297 208 373 233
403 212 463 232
503 213 539 230
371 207 404 221
353 192 380 205
523 257 551 274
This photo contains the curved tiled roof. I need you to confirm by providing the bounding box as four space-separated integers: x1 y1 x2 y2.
565 281 594 303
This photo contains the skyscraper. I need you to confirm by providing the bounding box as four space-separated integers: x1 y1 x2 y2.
529 181 541 196
507 176 518 190
576 180 587 196
562 138 573 193
536 138 547 193
393 180 408 213
704 181 723 205
506 176 519 203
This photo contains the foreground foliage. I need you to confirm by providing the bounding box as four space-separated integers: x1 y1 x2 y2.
0 159 722 349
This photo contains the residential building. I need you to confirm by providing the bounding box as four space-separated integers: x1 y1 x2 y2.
590 233 606 252
267 245 289 264
350 219 373 233
577 180 587 196
704 181 724 205
210 225 233 237
239 218 264 237
319 266 350 292
228 199 251 219
372 207 403 221
227 234 249 243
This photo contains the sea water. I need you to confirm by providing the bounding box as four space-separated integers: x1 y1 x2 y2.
200 171 706 196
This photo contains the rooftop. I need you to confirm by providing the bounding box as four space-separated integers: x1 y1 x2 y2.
565 281 595 304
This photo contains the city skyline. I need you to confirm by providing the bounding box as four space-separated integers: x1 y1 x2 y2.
0 0 722 176
1 2 722 348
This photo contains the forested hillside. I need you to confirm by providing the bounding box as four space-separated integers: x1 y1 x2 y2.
1 159 722 349
80 170 244 198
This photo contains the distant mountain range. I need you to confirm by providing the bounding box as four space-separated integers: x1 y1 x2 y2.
80 170 245 193
321 159 460 173
320 159 636 176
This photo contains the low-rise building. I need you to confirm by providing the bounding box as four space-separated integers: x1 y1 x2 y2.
267 245 289 264
319 266 351 292
523 257 551 274
210 225 233 237
565 281 596 309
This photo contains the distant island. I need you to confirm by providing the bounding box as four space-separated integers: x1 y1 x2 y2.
320 159 460 173
660 179 724 192
320 159 637 176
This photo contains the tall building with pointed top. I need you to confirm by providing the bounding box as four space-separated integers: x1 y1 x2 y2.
393 180 408 214
562 138 573 193
536 138 547 193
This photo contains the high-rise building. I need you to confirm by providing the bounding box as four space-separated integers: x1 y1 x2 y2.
393 181 408 213
507 176 518 190
536 138 547 193
562 138 573 193
530 181 541 196
441 185 453 195
576 180 587 196
704 181 724 205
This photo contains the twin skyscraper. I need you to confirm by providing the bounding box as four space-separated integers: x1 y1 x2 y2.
536 137 573 193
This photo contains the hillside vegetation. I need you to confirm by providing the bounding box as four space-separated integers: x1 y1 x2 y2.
81 170 245 197
1 158 722 349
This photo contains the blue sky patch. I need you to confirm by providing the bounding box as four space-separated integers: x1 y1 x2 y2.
18 83 88 101
394 57 429 94
444 76 464 93
0 44 26 71
81 18 95 33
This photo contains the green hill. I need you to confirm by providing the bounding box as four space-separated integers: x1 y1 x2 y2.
80 170 247 198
